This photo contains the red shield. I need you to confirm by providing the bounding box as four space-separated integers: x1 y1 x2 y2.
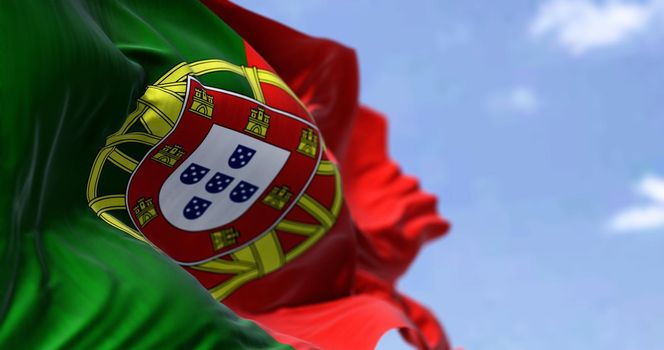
127 77 322 264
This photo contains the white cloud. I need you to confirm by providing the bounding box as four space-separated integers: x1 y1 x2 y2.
530 0 660 55
636 174 664 203
608 174 664 233
488 86 540 115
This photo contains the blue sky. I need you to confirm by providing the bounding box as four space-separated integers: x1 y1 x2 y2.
233 1 664 349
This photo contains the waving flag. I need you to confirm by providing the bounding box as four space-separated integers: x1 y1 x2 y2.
0 1 450 349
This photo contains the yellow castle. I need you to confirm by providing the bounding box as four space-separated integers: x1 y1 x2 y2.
263 185 293 210
189 88 214 119
297 128 318 158
245 106 270 138
151 144 185 167
133 197 157 228
211 228 241 251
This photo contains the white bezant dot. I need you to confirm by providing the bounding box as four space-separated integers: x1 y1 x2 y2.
183 173 188 177
242 196 247 200
185 208 191 212
196 211 201 216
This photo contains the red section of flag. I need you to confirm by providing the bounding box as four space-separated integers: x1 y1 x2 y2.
203 1 452 349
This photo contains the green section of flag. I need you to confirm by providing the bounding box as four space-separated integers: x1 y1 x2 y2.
0 1 289 348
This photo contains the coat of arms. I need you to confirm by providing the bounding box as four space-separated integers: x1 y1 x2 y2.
126 77 322 264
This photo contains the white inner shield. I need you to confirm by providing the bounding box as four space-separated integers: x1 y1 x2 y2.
159 125 290 232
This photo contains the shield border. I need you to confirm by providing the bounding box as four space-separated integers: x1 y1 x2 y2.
126 75 323 265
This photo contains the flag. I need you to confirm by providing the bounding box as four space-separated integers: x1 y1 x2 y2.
1 1 450 349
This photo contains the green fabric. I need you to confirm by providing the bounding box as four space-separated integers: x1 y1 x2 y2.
0 1 290 349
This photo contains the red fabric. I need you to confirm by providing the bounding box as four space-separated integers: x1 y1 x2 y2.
240 295 414 350
202 1 451 349
346 107 450 285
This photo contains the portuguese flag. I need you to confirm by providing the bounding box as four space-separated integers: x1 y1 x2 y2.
1 1 450 349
